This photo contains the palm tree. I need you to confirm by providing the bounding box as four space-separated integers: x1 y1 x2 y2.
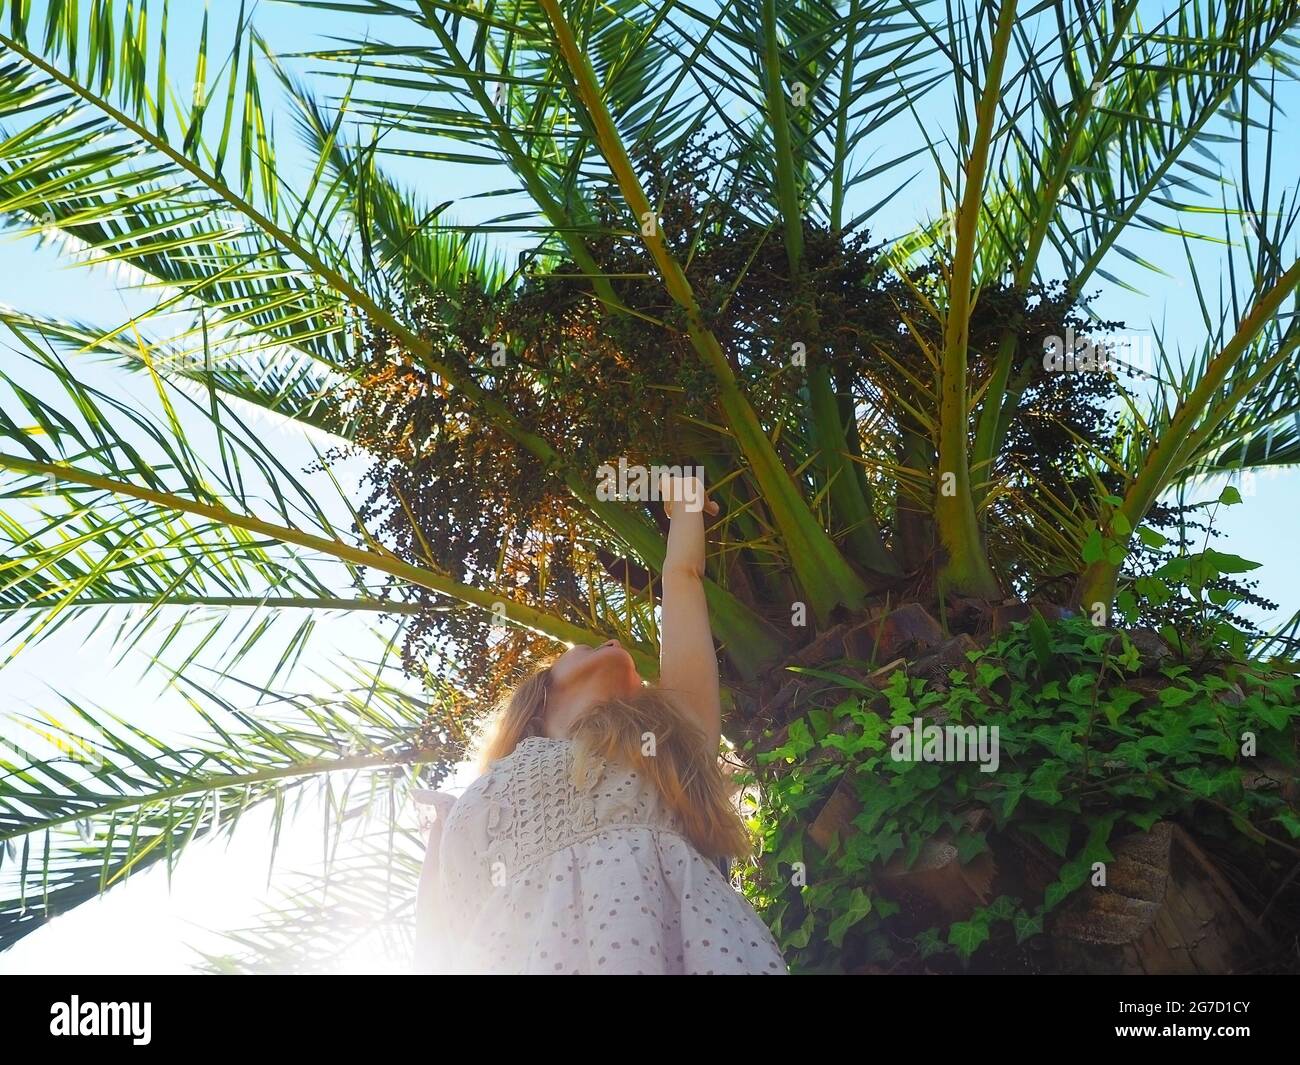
1 0 1298 972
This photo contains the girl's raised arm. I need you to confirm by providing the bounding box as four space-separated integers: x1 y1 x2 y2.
658 473 722 753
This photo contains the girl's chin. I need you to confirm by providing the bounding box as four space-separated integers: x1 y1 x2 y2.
604 675 642 702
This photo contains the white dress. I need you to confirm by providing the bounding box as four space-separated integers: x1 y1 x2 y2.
423 735 788 974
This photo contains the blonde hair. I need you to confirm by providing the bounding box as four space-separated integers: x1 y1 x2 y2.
469 662 753 861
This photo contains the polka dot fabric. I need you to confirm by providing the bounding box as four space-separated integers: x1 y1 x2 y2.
424 735 788 974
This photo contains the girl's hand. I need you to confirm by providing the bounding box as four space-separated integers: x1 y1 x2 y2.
413 788 458 836
657 472 719 518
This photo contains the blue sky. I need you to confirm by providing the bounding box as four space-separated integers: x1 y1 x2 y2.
2 0 1298 971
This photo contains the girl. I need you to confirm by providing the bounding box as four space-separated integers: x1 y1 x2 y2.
413 473 787 974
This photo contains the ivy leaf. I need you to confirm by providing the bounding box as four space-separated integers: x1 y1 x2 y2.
915 927 948 958
1254 702 1293 730
948 917 991 960
874 831 904 864
1080 813 1119 866
854 788 899 835
772 827 806 866
1044 862 1090 911
802 882 839 912
827 888 873 947
1218 484 1243 506
1158 686 1196 707
1180 756 1242 791
873 896 901 919
985 895 1017 921
1013 910 1044 943
955 831 990 864
996 775 1027 820
1127 809 1163 832
1103 688 1144 727
783 912 814 950
1020 820 1071 857
1027 761 1068 805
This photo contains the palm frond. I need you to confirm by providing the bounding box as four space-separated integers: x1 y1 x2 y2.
0 634 460 953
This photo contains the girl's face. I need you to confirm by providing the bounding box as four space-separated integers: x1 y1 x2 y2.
547 639 642 712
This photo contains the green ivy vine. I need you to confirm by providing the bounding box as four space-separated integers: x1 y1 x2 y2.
739 612 1300 974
